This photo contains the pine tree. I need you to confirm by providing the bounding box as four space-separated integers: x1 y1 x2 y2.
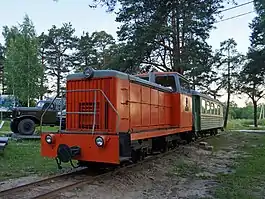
115 0 229 88
40 23 78 95
237 0 265 127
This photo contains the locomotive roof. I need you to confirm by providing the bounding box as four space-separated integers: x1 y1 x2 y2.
67 70 224 105
137 71 189 81
191 90 223 104
67 69 174 93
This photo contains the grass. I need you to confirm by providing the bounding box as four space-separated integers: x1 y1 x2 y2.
227 119 265 130
0 140 68 181
172 159 202 177
213 132 265 199
0 120 12 132
0 120 67 181
0 120 59 135
205 131 265 199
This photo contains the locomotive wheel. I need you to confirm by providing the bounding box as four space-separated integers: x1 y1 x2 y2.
172 140 178 148
213 129 218 135
131 149 140 163
194 132 198 140
18 118 35 135
180 132 192 144
10 121 19 134
187 133 193 143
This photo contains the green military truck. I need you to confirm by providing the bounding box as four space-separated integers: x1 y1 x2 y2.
10 99 66 135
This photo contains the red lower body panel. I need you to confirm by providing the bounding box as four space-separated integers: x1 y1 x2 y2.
41 133 119 164
130 127 192 140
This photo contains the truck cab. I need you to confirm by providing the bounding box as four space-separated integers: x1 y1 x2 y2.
10 100 65 135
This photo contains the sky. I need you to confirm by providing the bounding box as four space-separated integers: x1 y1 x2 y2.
0 0 259 107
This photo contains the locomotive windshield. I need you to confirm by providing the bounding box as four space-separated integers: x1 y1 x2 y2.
155 75 176 91
136 75 149 81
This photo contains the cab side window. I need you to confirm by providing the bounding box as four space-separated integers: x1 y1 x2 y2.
155 75 176 91
179 77 190 93
43 103 54 110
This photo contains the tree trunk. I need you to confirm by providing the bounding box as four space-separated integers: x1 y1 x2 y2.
40 74 44 100
171 1 181 73
223 90 230 128
213 92 216 99
223 48 231 129
253 100 258 127
57 71 60 96
40 52 44 100
27 53 30 107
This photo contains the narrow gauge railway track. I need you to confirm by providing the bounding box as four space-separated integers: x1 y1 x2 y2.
0 133 220 199
0 167 98 199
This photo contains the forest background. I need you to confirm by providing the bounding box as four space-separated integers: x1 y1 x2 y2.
0 0 264 127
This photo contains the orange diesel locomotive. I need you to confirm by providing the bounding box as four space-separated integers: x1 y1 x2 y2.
41 68 194 168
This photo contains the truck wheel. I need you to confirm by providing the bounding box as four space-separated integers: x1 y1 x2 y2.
10 121 19 134
18 119 35 135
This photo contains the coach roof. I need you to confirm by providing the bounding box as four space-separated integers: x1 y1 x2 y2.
191 90 223 104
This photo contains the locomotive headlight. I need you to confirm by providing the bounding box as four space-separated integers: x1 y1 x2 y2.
83 67 94 79
45 134 53 144
95 136 104 147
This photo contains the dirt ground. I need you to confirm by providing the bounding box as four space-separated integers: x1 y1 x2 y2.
58 132 243 199
0 132 247 198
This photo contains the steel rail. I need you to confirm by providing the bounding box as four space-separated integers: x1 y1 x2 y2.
0 167 89 198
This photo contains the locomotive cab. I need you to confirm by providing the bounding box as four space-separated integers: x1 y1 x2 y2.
136 72 191 94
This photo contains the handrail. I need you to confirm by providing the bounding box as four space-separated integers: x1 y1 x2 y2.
39 89 120 134
64 89 120 134
92 91 97 134
40 93 60 133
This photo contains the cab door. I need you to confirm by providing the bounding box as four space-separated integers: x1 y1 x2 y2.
177 76 193 128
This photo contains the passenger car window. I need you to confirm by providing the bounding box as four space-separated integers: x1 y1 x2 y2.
206 101 210 114
214 103 217 115
155 75 176 91
211 102 214 114
217 105 221 115
201 99 206 113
